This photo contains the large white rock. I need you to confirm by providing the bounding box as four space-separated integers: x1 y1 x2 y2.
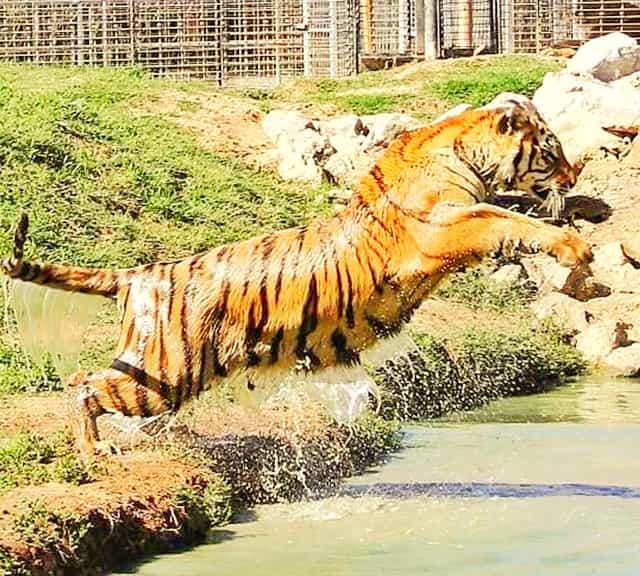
567 32 640 82
590 242 640 294
262 110 315 145
603 343 640 377
575 319 630 363
483 92 535 109
533 71 640 163
531 292 590 332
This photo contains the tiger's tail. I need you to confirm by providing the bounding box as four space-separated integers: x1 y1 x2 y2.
2 213 123 297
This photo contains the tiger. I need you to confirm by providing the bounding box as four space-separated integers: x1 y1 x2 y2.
2 100 592 457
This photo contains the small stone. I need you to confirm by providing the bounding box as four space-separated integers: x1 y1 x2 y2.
490 264 523 284
603 343 640 377
575 320 630 363
567 32 640 82
521 255 571 294
622 238 640 268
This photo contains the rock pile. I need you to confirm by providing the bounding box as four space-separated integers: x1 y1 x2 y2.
533 32 640 164
262 110 419 185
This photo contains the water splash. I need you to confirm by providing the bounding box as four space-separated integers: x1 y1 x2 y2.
5 278 107 377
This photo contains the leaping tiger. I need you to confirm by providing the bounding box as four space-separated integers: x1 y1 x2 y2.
2 100 592 456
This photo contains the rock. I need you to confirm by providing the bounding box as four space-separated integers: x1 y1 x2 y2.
317 114 366 139
262 110 315 144
575 319 630 363
603 343 640 377
531 292 590 332
532 71 640 163
592 241 628 268
490 264 523 284
622 136 640 169
521 255 572 294
622 239 640 268
360 113 419 149
590 241 640 293
432 104 472 123
581 293 640 341
567 32 640 82
560 265 611 302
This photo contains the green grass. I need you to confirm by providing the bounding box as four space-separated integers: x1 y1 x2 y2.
0 431 92 493
376 322 586 421
270 55 560 119
0 64 331 267
436 266 534 312
424 57 558 107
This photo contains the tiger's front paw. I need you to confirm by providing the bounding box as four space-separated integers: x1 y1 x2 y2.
550 231 593 267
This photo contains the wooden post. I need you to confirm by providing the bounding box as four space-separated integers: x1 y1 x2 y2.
362 0 373 53
329 0 338 77
303 0 311 75
416 0 425 55
102 0 109 65
424 0 438 58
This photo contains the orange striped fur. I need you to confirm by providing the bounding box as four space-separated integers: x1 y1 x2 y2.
2 100 591 456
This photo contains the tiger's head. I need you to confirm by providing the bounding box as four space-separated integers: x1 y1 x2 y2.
453 99 578 220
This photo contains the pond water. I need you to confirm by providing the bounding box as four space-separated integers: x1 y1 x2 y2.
117 375 640 576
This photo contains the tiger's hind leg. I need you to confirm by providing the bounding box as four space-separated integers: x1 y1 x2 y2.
66 369 171 458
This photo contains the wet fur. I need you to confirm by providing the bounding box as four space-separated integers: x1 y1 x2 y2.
2 102 592 456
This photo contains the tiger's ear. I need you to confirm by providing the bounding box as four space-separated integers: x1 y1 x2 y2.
496 101 534 135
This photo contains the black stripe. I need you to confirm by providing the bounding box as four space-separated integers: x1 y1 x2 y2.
333 245 344 319
135 384 151 417
107 378 130 417
180 261 196 403
245 238 274 366
331 328 360 366
344 265 355 329
269 327 284 365
196 341 209 395
370 165 386 190
211 247 230 378
295 274 319 361
156 267 171 402
365 313 403 338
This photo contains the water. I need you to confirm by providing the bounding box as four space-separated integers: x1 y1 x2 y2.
117 376 640 576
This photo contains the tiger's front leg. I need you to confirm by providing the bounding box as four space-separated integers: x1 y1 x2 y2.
420 202 592 269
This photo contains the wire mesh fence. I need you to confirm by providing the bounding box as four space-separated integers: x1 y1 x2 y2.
438 0 499 56
359 0 417 55
0 0 360 83
1 0 640 80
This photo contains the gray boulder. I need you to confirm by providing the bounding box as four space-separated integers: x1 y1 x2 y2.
567 32 640 82
603 343 640 377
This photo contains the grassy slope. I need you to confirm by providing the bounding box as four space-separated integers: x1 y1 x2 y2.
261 55 561 117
